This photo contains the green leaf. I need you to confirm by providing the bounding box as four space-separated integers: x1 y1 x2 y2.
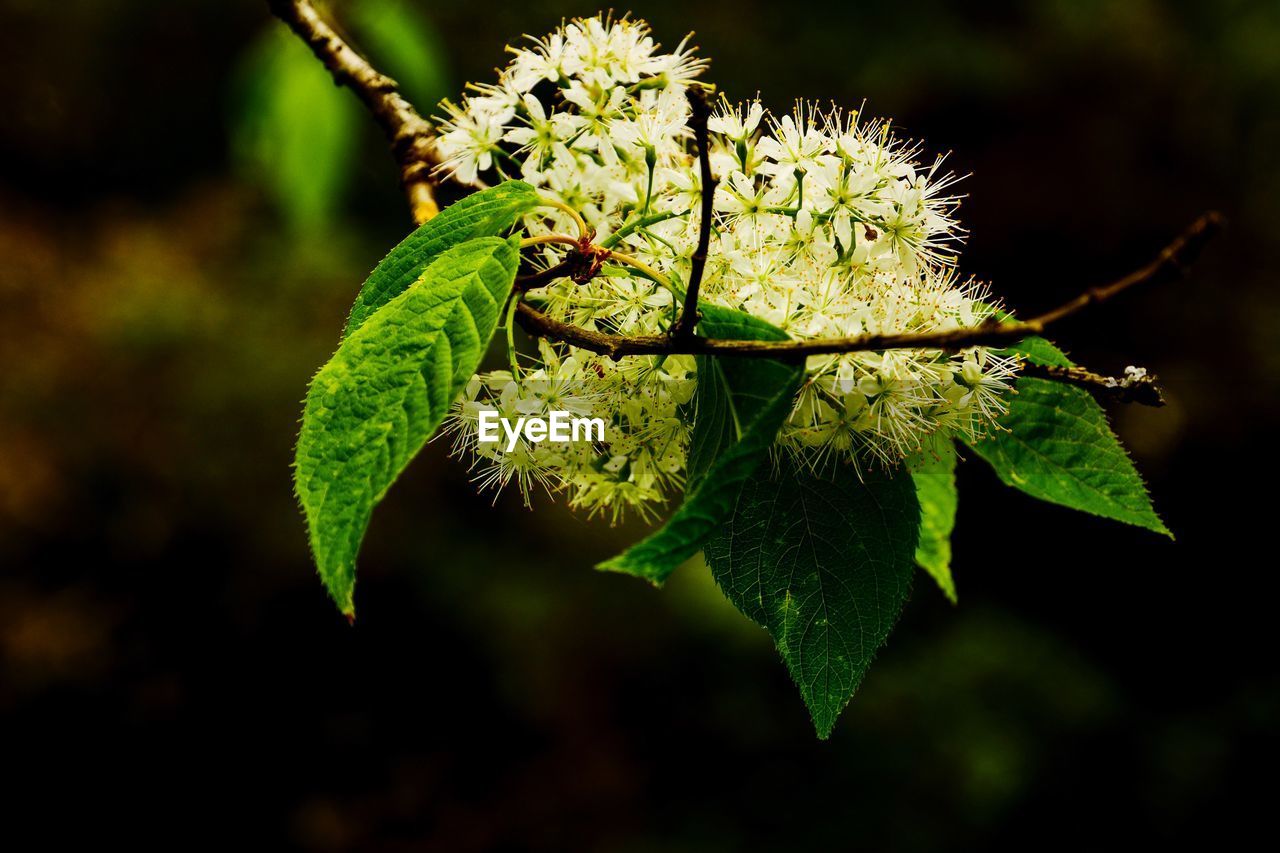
999 334 1073 368
966 377 1170 536
295 237 521 616
910 439 958 603
705 458 921 738
597 305 804 584
232 27 361 231
346 0 450 111
343 181 541 337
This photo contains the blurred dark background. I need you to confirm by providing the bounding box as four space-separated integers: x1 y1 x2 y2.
1 0 1276 849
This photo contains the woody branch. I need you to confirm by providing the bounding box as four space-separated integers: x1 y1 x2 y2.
269 0 1221 406
266 0 447 222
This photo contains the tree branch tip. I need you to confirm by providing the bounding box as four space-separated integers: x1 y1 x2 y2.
1198 210 1226 231
1021 362 1166 407
1182 210 1224 244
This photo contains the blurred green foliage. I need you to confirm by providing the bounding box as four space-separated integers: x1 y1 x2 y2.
232 0 449 230
234 27 363 231
346 0 449 109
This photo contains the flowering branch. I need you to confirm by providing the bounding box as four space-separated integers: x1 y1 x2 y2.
514 211 1220 361
267 0 447 223
285 14 1196 733
270 0 1220 406
670 86 717 337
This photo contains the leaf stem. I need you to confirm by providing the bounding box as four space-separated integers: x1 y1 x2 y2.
520 234 582 250
608 250 677 293
539 196 589 240
505 292 523 376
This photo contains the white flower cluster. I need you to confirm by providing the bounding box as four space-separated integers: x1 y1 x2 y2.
445 341 694 521
436 14 1019 517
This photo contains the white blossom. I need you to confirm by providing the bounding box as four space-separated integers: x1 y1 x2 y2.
438 14 1019 519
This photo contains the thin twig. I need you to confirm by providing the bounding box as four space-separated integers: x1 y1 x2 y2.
267 0 444 223
515 297 1168 403
1031 215 1222 327
671 86 716 337
517 211 1221 359
1020 363 1166 407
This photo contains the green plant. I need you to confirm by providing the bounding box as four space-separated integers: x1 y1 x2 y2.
273 1 1217 737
